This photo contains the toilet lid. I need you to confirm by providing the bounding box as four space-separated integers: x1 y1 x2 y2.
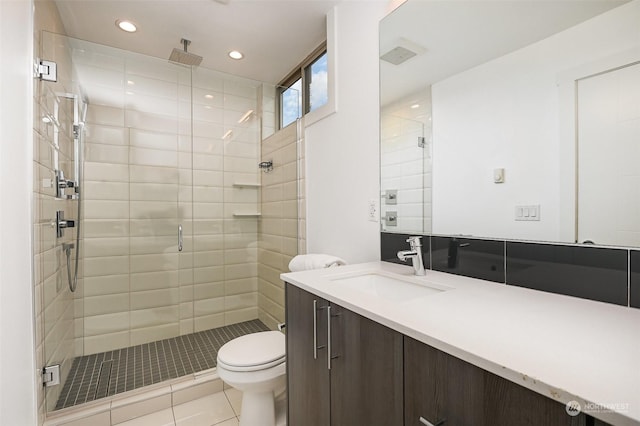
217 331 285 372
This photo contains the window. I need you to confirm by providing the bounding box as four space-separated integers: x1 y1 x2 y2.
281 78 302 129
278 45 328 129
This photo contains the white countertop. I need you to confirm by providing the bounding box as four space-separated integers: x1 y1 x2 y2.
281 261 640 426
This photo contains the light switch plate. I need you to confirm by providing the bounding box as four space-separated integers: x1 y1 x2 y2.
515 205 540 221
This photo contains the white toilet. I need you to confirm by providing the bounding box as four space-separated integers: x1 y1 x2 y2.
216 331 286 426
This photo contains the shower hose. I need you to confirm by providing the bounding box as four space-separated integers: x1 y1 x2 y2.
65 190 81 293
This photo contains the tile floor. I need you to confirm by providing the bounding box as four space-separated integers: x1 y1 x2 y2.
116 387 286 426
57 320 269 410
118 387 242 426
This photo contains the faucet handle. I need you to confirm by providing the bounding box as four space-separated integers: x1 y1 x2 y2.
406 235 422 244
406 236 422 249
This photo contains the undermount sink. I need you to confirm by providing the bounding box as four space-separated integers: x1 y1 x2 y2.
329 272 449 302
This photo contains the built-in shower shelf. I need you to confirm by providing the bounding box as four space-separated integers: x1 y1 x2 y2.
233 213 262 217
232 183 261 188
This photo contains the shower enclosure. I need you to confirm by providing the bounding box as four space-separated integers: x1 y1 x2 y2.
35 32 301 414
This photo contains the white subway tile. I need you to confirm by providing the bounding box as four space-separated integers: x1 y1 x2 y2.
84 200 129 219
130 129 177 151
84 124 128 146
194 297 225 316
194 314 225 332
194 281 225 301
83 181 129 200
85 104 125 126
130 271 179 292
130 147 178 168
131 288 180 310
84 293 130 316
130 164 179 183
125 110 178 133
83 237 129 258
130 306 179 329
130 236 178 255
83 331 129 355
130 326 179 348
193 170 224 187
83 162 129 182
130 253 178 273
130 183 179 201
85 143 128 164
84 312 130 336
193 265 224 284
84 255 129 277
225 307 258 325
130 201 178 219
83 274 129 297
193 153 223 171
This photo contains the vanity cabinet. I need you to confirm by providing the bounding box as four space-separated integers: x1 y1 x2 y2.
404 336 593 426
285 283 404 426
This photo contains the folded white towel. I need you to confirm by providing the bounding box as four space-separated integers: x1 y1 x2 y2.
288 254 347 272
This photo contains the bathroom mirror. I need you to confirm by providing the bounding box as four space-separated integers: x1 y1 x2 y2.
380 0 640 247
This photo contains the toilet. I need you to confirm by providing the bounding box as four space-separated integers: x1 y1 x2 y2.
216 331 286 426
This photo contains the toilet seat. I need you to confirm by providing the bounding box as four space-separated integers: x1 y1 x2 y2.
217 331 285 372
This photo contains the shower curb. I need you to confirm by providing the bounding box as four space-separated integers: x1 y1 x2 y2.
43 368 221 426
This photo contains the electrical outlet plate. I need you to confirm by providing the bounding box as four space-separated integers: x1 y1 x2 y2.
368 199 378 222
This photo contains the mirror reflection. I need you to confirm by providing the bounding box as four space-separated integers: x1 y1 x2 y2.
380 0 640 247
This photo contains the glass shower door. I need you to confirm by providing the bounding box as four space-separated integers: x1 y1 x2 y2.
40 32 190 411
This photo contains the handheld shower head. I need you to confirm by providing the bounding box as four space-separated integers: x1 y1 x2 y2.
169 39 203 67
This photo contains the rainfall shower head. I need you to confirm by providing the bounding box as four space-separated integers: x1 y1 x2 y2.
169 39 203 67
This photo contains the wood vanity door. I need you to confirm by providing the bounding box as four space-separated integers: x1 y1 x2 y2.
329 303 404 426
405 336 593 426
404 336 484 426
285 283 330 426
484 372 588 426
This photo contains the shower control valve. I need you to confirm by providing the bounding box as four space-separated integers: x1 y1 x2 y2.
55 169 76 198
56 210 75 238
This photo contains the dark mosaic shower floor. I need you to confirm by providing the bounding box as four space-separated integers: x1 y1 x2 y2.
55 319 269 410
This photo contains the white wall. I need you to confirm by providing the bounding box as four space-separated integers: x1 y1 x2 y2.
305 0 389 264
0 0 37 425
431 0 640 242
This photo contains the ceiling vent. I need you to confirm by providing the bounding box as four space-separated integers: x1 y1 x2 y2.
380 37 427 66
380 46 417 65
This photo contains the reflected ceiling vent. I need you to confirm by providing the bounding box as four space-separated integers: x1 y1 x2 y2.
381 46 417 65
380 37 427 65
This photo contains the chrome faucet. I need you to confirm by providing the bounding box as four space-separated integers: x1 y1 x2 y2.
397 236 426 276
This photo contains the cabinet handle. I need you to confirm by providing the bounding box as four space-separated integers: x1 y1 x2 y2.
313 300 318 359
419 417 445 426
313 300 326 360
327 305 332 370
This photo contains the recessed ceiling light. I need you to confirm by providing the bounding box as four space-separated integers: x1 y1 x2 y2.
116 20 137 33
228 50 244 60
410 103 420 109
204 94 214 99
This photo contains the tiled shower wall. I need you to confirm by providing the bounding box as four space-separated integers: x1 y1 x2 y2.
33 0 78 417
71 39 263 355
257 123 304 329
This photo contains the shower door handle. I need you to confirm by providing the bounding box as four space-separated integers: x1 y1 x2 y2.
178 224 183 252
